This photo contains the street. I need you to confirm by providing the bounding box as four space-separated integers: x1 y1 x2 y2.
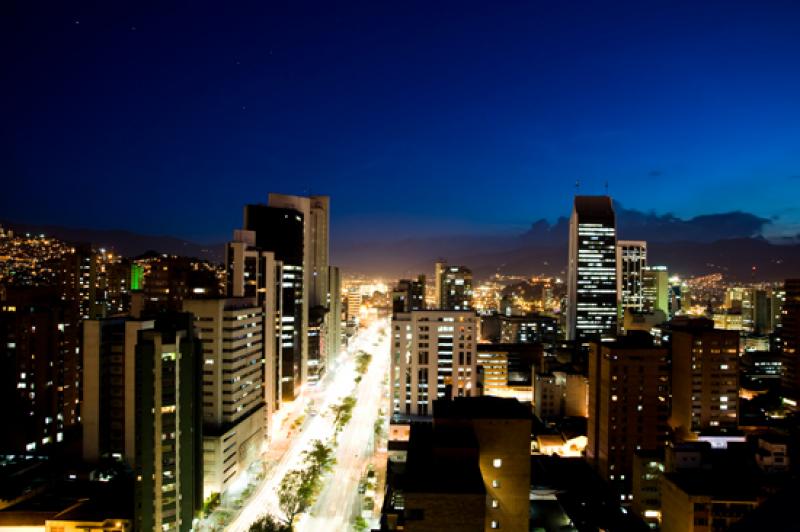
225 318 389 532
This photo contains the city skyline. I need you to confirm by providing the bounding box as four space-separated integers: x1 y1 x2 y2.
4 2 800 243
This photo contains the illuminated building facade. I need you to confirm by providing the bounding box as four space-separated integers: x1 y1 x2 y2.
617 240 647 318
183 298 267 499
669 317 739 433
498 313 557 350
346 286 362 325
642 265 670 316
226 229 282 413
567 196 618 343
391 310 479 416
439 265 473 311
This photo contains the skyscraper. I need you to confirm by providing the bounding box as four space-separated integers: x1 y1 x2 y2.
642 265 670 315
307 196 330 309
434 259 447 307
567 196 618 342
183 298 267 498
243 204 305 400
134 313 203 532
82 316 153 464
226 229 282 415
326 266 342 368
617 240 647 319
439 265 473 311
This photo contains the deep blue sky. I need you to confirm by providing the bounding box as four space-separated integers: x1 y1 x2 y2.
3 1 800 245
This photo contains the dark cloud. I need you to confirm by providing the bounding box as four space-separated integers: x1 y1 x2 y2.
648 170 663 177
521 203 771 245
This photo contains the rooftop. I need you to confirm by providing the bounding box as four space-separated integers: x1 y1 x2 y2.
433 396 532 420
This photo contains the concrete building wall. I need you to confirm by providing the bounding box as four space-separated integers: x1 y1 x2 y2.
403 493 485 532
473 417 532 532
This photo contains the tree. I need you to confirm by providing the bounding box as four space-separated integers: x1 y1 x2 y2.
303 439 335 480
330 396 357 433
248 514 291 532
355 351 372 375
354 516 369 532
278 469 314 527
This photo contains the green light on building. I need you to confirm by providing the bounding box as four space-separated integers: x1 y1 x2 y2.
131 264 144 291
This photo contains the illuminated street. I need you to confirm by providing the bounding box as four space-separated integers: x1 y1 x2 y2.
225 318 389 532
297 319 390 532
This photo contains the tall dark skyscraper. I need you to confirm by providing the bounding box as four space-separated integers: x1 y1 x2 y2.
567 196 618 343
243 204 305 400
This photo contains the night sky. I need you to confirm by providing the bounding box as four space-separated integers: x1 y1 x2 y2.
3 1 800 245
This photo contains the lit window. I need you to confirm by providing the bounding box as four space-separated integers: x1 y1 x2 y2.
491 498 499 508
492 479 500 488
493 458 502 468
491 521 500 529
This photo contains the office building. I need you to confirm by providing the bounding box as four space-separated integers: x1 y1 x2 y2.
243 204 305 400
183 298 267 499
669 317 739 433
567 196 618 343
434 260 447 308
438 265 473 311
327 266 342 366
643 266 670 316
307 305 326 383
0 287 80 455
134 314 202 532
392 275 426 315
82 316 154 464
307 195 330 309
225 229 282 414
617 240 648 318
587 332 671 500
391 310 479 416
476 343 541 402
346 286 362 325
267 194 335 381
497 313 557 350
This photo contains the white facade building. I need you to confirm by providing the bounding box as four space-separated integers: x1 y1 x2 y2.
391 310 479 416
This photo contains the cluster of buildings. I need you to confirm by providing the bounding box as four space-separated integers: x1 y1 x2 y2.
0 194 346 531
381 196 799 531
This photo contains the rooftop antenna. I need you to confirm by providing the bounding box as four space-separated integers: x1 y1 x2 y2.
575 180 580 194
604 180 609 196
